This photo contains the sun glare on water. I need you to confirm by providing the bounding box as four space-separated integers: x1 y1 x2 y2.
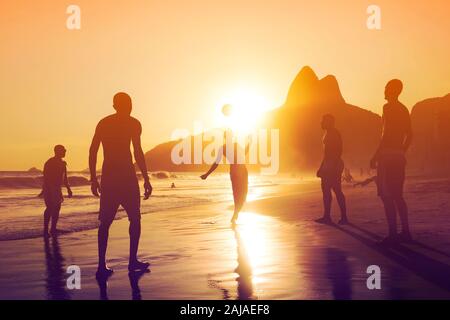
235 212 274 286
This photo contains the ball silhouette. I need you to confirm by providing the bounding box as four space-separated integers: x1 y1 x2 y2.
222 104 233 117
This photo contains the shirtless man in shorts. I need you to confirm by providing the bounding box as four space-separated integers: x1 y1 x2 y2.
42 145 73 237
89 92 152 277
371 79 413 245
316 114 348 225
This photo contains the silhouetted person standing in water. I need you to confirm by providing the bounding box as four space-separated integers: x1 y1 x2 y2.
316 114 348 224
371 79 412 244
89 92 152 277
42 145 72 238
201 131 250 224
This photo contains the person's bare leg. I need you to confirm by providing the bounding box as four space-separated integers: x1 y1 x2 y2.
333 184 348 224
128 218 149 271
231 175 248 224
43 207 51 237
97 219 113 276
395 197 411 240
381 197 398 243
129 219 140 264
316 180 333 223
231 178 240 223
232 195 245 223
50 204 61 236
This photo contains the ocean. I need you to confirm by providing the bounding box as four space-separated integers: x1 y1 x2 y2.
0 171 297 241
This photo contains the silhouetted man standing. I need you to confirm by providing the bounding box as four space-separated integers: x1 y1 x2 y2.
89 92 152 277
316 114 348 224
371 79 413 244
42 145 72 237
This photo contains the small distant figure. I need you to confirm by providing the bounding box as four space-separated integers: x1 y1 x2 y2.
342 168 354 183
42 145 73 238
171 182 176 189
316 114 348 225
370 79 413 245
201 131 250 225
89 92 152 278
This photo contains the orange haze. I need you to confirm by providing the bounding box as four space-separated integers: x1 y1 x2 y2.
0 0 449 170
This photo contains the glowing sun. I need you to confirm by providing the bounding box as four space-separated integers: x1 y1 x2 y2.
217 87 271 135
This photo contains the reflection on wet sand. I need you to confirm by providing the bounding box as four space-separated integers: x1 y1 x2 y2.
208 212 278 300
325 248 352 300
129 270 150 300
44 237 71 300
233 225 254 299
96 275 109 300
96 270 150 300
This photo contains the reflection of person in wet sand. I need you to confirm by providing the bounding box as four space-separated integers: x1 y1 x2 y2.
44 237 71 300
316 114 348 225
42 145 73 238
232 226 254 299
370 79 413 245
89 92 152 278
201 131 250 224
206 226 255 300
129 270 149 300
97 268 150 301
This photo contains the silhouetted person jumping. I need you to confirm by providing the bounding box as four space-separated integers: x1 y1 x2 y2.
42 145 72 238
316 114 348 224
89 92 152 277
201 131 250 224
371 79 413 245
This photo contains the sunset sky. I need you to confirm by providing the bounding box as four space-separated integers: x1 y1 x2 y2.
1 0 449 170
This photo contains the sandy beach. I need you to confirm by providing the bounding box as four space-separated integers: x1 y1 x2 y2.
1 177 449 300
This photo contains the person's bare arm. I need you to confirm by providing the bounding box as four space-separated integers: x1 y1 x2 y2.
63 162 73 198
371 108 386 169
201 146 223 180
89 125 102 197
132 122 152 199
39 161 49 197
201 163 219 180
403 113 413 152
354 176 377 188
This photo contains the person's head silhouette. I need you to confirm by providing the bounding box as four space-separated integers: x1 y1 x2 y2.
384 79 403 102
113 92 132 115
321 114 335 130
54 145 66 159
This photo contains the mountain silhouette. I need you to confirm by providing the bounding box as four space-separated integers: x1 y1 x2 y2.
285 66 345 106
409 94 450 174
263 66 380 172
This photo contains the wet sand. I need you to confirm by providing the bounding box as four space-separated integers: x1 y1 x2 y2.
1 178 450 300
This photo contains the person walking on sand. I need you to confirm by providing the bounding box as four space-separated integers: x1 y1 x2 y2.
370 79 413 245
201 130 250 225
89 92 152 278
42 145 73 238
316 114 348 225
